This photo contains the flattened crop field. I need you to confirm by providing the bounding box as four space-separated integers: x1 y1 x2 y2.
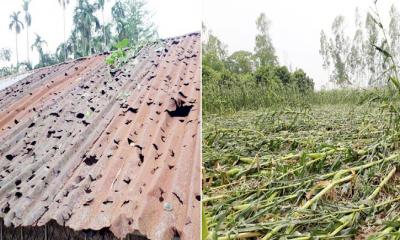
203 103 400 239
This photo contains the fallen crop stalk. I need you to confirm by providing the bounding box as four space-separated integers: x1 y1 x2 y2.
328 167 397 237
263 175 354 240
217 231 261 240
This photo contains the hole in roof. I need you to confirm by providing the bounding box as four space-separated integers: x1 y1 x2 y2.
102 199 113 205
172 228 181 239
47 130 55 138
138 153 144 166
15 179 21 186
166 98 193 117
84 187 92 194
2 203 10 213
84 155 98 166
123 177 131 184
83 198 94 207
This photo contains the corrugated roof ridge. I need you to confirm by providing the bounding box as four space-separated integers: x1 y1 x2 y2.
25 32 200 74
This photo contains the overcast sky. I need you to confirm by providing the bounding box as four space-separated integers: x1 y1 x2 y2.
203 0 399 89
0 0 200 67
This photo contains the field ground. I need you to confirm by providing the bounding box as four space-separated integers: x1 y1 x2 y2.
203 103 400 239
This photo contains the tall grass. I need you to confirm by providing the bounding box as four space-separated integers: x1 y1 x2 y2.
203 81 387 115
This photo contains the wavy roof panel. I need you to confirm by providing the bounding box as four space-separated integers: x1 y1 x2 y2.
0 33 201 240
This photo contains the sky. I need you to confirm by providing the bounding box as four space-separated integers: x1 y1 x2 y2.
203 0 399 89
0 0 200 67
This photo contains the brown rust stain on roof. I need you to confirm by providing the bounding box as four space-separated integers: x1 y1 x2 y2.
0 33 200 240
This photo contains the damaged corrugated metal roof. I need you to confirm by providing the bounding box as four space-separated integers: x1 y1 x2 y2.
0 33 200 240
0 71 33 92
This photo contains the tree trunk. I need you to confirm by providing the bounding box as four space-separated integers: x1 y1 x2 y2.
88 33 91 55
102 9 106 51
15 32 19 66
63 9 66 60
26 27 29 64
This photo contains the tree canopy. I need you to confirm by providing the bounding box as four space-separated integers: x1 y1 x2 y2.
3 0 158 72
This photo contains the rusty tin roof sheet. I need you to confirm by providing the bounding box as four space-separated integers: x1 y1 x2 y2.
0 33 200 240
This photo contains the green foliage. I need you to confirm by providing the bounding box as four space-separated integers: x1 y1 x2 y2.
274 66 291 85
226 50 253 74
203 102 400 239
203 51 225 73
202 207 209 240
106 38 129 66
369 2 400 135
1 0 156 71
320 5 400 87
203 3 400 239
254 64 278 85
0 48 11 62
22 0 32 64
0 66 18 78
19 61 32 70
73 0 100 56
203 21 315 114
320 16 351 86
203 62 315 114
115 38 129 49
291 68 314 92
254 13 277 67
202 33 227 60
43 0 156 66
30 33 57 68
111 0 157 47
9 11 24 65
9 12 24 34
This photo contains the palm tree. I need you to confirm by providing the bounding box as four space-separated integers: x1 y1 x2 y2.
104 23 112 49
95 0 106 51
111 1 127 41
23 0 32 64
111 0 156 46
31 33 47 64
56 41 73 61
58 0 70 60
69 29 81 58
9 11 24 66
73 0 100 55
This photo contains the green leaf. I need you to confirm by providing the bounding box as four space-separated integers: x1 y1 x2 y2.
106 56 115 65
116 38 129 49
383 220 400 228
389 76 400 91
202 206 209 240
373 44 391 59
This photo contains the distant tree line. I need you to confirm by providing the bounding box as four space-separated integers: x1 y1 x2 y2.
203 13 314 94
320 4 400 87
1 0 157 77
